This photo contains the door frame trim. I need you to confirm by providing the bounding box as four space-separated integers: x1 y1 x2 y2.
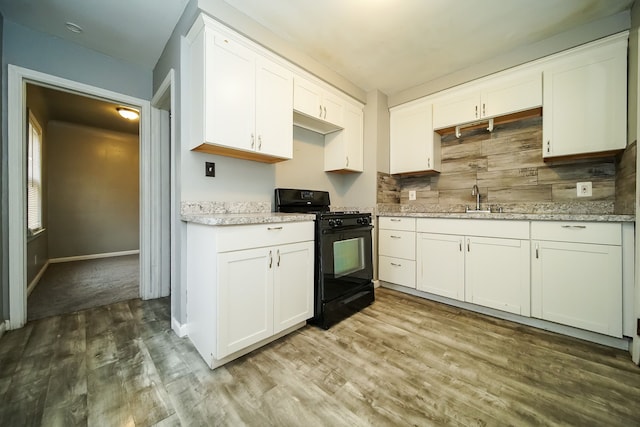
7 64 152 328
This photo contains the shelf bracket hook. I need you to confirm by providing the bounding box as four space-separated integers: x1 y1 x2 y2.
487 118 494 132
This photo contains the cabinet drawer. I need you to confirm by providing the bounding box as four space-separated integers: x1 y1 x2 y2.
379 256 416 288
531 221 621 245
217 222 314 252
417 218 529 239
379 216 416 231
379 230 416 260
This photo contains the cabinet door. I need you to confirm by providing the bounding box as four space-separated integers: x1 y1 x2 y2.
217 247 273 358
542 38 626 158
432 93 480 129
390 101 441 174
481 73 542 118
416 233 465 300
322 91 344 127
208 32 256 151
324 104 363 172
531 240 622 337
465 237 530 315
273 241 314 333
293 76 323 119
256 57 293 159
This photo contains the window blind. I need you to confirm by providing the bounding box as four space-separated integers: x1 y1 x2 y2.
27 111 43 233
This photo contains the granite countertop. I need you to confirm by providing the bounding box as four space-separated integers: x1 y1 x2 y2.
376 211 635 223
181 212 316 226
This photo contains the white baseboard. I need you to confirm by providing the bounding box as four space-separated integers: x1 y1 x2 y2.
49 250 140 264
27 260 50 296
0 321 6 338
172 317 188 337
373 279 381 288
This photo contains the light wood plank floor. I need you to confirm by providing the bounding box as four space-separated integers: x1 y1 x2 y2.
2 287 640 426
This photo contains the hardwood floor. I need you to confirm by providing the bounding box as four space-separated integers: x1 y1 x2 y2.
2 287 639 426
27 255 139 321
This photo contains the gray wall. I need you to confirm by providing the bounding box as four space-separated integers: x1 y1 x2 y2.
0 12 4 320
47 122 139 259
1 19 153 323
630 5 640 146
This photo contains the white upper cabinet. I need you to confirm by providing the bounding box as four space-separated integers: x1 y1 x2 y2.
255 57 294 160
390 100 441 174
542 34 627 159
324 102 364 172
432 71 542 130
293 76 344 134
187 16 293 163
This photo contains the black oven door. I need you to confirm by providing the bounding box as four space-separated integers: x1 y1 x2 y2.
318 225 373 304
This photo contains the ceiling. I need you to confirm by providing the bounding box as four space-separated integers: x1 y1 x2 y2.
28 84 140 135
0 0 189 69
222 0 635 95
0 0 635 132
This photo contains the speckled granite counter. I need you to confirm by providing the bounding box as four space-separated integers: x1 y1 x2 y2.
377 211 635 222
181 212 315 226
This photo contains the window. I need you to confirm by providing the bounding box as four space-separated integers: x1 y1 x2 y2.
27 110 43 234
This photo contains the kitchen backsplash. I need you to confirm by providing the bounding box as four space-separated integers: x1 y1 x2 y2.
378 116 636 215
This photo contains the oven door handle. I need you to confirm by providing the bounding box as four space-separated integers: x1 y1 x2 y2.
321 225 373 234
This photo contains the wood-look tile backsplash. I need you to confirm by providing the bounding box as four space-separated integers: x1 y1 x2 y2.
378 116 636 215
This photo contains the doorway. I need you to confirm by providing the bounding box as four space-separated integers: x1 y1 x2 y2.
24 83 141 321
7 65 166 329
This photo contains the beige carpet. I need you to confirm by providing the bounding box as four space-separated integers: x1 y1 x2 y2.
27 254 140 321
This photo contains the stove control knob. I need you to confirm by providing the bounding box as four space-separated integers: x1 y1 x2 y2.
328 219 336 227
335 219 343 227
357 217 369 225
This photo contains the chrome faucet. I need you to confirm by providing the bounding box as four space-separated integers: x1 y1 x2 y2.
471 184 480 210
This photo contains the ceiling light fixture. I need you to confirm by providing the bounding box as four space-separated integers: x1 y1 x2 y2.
65 22 84 34
117 107 140 120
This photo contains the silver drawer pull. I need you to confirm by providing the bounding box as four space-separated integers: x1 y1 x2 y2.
390 219 401 222
267 226 283 231
561 225 587 229
390 235 401 239
390 262 401 267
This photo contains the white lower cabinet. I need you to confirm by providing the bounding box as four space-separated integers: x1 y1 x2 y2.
382 216 632 342
531 222 623 337
378 217 416 288
187 221 314 368
415 223 530 315
465 236 530 316
416 233 464 300
416 219 530 316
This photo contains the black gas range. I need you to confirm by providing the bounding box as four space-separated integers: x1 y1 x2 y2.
275 188 375 328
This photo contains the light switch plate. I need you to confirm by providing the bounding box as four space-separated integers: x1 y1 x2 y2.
577 182 592 197
409 190 416 201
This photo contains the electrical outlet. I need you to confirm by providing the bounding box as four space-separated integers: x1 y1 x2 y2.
205 162 215 177
577 182 592 197
409 190 416 201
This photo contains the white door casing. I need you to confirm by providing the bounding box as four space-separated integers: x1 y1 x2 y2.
7 64 155 329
